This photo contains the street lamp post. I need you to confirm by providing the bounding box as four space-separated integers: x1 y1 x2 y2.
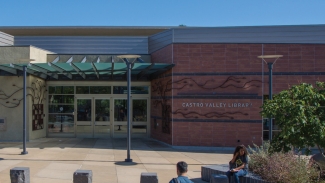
21 65 28 155
117 55 141 162
11 59 36 155
257 55 283 141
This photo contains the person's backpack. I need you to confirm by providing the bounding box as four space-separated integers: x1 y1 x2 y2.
173 178 179 183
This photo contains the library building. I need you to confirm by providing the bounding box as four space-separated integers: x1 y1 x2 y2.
0 25 324 147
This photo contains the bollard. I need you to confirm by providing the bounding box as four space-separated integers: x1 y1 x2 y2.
140 172 158 183
73 170 92 183
10 167 30 183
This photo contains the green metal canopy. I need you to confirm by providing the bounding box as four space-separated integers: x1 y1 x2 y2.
0 63 174 81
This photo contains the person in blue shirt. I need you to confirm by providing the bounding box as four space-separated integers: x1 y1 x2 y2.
169 161 194 183
226 145 249 183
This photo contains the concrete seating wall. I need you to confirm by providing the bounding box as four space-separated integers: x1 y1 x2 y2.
201 165 270 183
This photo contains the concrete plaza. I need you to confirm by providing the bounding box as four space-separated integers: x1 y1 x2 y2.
0 138 233 183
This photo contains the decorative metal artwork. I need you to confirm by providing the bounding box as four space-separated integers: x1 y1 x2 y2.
152 79 172 134
0 79 47 131
32 104 44 130
0 117 6 131
152 76 262 133
172 109 248 119
172 76 262 90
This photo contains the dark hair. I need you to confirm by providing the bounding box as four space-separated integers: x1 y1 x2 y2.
176 161 188 173
233 145 248 156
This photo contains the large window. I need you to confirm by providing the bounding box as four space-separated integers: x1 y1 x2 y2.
76 86 111 94
263 95 281 141
133 99 147 122
263 118 281 141
48 86 74 133
47 84 150 137
113 86 149 94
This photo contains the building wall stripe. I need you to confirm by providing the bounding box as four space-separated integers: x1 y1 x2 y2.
151 96 262 99
151 116 261 123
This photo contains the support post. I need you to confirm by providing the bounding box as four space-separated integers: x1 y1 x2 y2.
268 62 273 141
21 66 28 155
125 60 132 162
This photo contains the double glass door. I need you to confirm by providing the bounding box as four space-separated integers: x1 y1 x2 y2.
76 98 111 138
75 97 148 138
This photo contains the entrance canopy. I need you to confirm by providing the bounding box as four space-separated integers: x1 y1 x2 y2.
0 62 174 81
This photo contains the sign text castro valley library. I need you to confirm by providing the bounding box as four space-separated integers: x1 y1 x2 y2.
182 102 253 108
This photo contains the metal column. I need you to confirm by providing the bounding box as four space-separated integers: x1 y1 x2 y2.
268 63 273 141
21 65 28 155
125 60 132 162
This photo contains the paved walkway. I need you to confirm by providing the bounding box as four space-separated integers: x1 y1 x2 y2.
0 138 232 183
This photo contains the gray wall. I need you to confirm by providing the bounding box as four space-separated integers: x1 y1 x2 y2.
172 25 325 43
15 36 148 54
149 25 325 53
148 29 173 53
0 31 14 46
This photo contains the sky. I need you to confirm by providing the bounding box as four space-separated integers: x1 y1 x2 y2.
1 0 325 27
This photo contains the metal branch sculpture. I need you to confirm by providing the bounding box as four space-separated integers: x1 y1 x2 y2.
0 79 47 130
152 76 262 133
171 76 262 90
0 80 47 108
172 109 248 119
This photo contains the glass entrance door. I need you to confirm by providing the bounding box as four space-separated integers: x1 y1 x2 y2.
75 98 111 138
94 99 111 138
76 98 92 138
112 98 148 138
113 99 127 137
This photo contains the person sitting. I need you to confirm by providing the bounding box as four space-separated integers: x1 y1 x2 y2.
169 161 194 183
226 145 249 183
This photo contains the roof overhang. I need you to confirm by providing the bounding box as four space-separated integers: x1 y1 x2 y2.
0 26 174 36
0 62 174 81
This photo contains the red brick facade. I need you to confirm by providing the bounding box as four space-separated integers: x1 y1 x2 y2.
150 43 325 147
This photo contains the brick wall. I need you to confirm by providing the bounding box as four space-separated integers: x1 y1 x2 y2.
150 45 173 144
150 43 325 147
150 73 173 145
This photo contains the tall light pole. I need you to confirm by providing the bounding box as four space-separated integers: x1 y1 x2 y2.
257 55 283 141
117 55 141 162
11 59 35 155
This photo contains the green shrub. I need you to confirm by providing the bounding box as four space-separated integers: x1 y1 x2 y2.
249 143 319 183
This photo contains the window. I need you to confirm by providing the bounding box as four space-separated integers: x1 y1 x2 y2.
113 86 149 94
48 86 74 133
76 86 111 94
132 99 147 122
263 118 281 141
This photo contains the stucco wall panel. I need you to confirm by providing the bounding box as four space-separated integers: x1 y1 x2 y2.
0 46 52 64
30 46 54 63
0 47 30 64
0 75 46 141
0 76 28 141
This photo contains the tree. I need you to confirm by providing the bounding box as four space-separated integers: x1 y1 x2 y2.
261 82 325 155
